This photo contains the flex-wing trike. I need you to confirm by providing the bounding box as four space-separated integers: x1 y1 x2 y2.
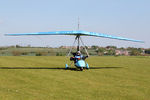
65 35 90 71
6 31 144 71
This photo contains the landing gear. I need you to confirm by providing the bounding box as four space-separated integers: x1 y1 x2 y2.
66 35 90 71
86 63 89 69
80 67 83 71
65 64 69 69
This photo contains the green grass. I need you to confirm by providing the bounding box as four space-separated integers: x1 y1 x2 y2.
0 56 150 100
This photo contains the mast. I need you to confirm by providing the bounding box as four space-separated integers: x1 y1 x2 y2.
78 17 80 30
77 17 80 51
77 35 80 51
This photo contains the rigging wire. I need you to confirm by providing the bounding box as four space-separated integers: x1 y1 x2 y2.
80 37 89 56
65 36 78 67
66 36 77 57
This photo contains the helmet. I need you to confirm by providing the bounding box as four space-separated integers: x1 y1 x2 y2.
77 51 81 55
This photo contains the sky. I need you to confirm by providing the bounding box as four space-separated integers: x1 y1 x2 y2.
0 0 149 48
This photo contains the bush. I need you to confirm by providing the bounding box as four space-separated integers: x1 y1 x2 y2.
12 51 22 56
36 52 42 56
21 52 28 55
145 49 150 54
35 52 48 56
130 50 141 56
56 52 63 56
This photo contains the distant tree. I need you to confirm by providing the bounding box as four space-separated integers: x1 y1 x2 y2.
36 52 48 56
85 46 88 49
145 49 150 54
96 47 106 56
130 50 140 56
12 51 22 56
10 46 15 48
106 49 115 55
127 47 135 51
89 52 92 55
106 46 117 49
129 48 142 56
41 52 48 56
1 52 5 54
0 47 6 50
56 52 63 56
16 45 21 48
21 52 28 55
119 47 125 50
91 45 99 50
36 52 42 56
56 52 59 56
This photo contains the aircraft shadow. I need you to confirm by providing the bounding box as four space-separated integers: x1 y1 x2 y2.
0 66 122 71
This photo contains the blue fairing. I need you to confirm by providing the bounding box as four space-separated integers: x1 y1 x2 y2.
75 60 86 68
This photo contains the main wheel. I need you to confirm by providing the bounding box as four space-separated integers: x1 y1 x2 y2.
80 67 83 71
65 64 69 69
86 63 89 69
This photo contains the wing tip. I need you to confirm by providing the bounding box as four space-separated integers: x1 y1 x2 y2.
138 41 145 43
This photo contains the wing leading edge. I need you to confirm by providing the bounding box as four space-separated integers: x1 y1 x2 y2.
5 31 144 43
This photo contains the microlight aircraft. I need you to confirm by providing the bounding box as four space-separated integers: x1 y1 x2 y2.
6 30 144 71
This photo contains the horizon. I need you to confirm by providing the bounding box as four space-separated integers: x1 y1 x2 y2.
0 44 148 49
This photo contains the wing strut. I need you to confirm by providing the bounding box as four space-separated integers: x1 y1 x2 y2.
67 35 89 57
67 36 78 57
77 35 80 51
80 37 89 57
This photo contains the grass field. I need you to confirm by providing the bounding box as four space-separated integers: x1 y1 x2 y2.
0 56 150 100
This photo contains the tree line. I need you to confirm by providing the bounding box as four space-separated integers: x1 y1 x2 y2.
0 45 149 56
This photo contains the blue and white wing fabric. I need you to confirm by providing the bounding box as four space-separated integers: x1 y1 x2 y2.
5 31 81 36
81 31 144 43
5 31 144 43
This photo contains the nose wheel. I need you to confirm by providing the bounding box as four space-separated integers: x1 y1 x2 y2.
80 67 83 71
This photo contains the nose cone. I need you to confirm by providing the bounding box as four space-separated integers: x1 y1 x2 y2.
75 60 86 67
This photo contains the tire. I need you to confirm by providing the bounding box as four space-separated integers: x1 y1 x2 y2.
65 64 69 69
86 63 89 69
80 67 83 71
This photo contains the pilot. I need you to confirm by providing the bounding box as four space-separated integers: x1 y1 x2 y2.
70 51 88 63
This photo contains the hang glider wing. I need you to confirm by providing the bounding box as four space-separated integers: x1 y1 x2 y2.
81 31 144 43
5 31 81 36
5 31 144 43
